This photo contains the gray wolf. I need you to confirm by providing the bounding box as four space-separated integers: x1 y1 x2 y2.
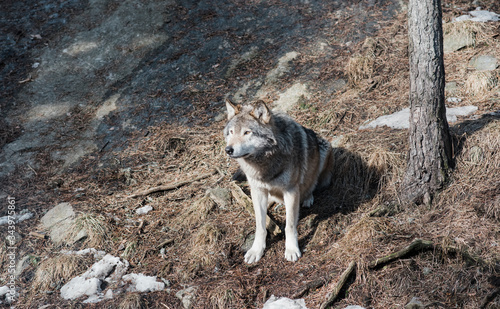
224 99 333 263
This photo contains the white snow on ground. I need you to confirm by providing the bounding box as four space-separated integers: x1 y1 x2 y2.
263 295 308 309
454 9 500 22
0 210 33 225
60 253 165 303
121 273 165 292
359 106 478 130
135 205 153 215
60 254 126 300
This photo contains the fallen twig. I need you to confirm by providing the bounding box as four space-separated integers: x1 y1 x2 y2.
127 169 217 198
230 181 282 236
368 238 434 269
320 260 357 309
291 277 329 299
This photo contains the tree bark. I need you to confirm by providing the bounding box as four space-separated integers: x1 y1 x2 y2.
402 0 453 205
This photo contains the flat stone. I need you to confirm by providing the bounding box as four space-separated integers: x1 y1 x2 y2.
273 83 310 112
175 286 198 309
40 203 87 245
469 55 498 71
405 297 424 309
207 187 232 209
444 32 473 53
41 202 75 228
445 81 458 93
15 255 31 278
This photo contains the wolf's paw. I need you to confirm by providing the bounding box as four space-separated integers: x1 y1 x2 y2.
245 247 265 264
302 195 314 208
284 247 302 262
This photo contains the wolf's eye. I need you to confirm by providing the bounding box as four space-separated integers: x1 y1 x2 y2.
243 130 251 135
229 129 234 135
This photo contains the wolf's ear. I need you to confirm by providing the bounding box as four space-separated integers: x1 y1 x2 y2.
251 101 271 124
225 98 241 119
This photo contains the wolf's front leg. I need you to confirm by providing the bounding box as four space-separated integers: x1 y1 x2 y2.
283 188 301 262
245 187 268 264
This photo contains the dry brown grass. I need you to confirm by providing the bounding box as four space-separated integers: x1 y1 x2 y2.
118 293 144 309
32 254 89 292
443 20 485 49
180 194 217 226
209 288 238 309
464 70 498 96
346 55 375 86
188 221 226 269
325 216 394 262
68 213 111 248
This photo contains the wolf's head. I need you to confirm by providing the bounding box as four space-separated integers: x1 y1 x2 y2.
223 99 276 159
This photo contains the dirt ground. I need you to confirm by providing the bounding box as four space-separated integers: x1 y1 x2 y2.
1 0 499 308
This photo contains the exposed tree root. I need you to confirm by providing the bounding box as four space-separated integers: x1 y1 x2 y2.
320 261 357 309
296 239 496 308
127 169 217 198
369 238 434 269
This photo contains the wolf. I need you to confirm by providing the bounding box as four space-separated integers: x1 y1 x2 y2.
224 99 334 263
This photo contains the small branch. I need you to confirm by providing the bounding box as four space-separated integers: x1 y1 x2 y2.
320 261 356 309
230 181 282 236
127 169 216 198
291 277 328 299
368 238 434 269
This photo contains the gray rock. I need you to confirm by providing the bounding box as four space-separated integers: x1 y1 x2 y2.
443 32 474 53
469 55 498 71
405 297 424 309
328 78 347 94
15 255 31 278
207 187 232 209
175 286 198 309
265 51 299 84
273 83 310 112
41 202 75 228
445 81 458 94
40 203 87 245
241 233 255 253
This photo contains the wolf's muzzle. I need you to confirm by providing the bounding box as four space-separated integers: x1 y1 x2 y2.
225 146 234 156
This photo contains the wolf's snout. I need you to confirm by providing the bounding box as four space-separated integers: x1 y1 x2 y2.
225 146 234 156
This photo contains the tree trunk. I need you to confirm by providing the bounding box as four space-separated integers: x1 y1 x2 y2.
402 0 453 205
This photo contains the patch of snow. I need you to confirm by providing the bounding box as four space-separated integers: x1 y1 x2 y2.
453 9 500 22
60 253 165 303
447 97 462 104
121 273 165 292
136 205 153 215
445 106 478 123
344 306 366 309
0 285 17 304
60 254 128 301
263 295 308 309
61 276 102 300
0 210 34 226
359 106 478 130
